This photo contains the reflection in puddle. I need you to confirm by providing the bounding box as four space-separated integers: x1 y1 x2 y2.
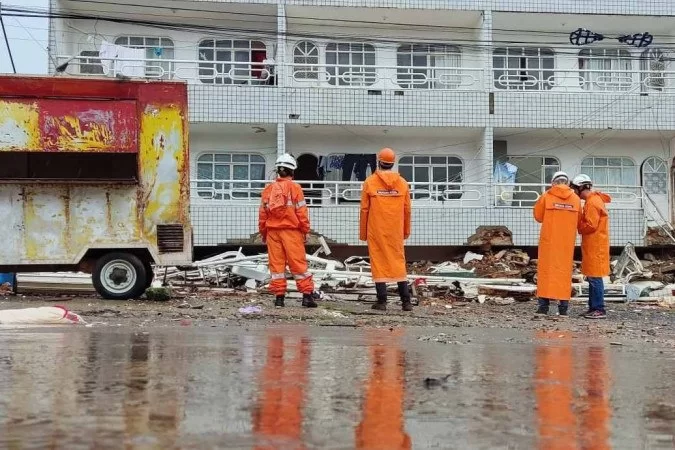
356 330 411 450
0 327 671 449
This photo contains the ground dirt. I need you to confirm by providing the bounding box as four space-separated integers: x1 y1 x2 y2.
2 291 673 347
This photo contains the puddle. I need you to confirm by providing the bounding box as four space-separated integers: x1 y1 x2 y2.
0 327 672 449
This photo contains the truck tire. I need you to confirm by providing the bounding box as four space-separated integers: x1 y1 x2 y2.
93 252 148 300
143 261 155 288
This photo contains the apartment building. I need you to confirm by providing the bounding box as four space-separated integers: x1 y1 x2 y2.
47 0 675 249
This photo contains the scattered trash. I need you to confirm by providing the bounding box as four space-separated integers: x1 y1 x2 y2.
463 252 484 265
321 309 348 319
238 306 263 315
493 297 516 305
0 306 85 325
0 283 12 295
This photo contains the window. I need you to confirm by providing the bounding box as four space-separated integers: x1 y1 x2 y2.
506 156 561 206
493 47 555 90
293 41 319 80
641 156 668 195
581 157 636 186
198 39 268 85
641 48 667 92
114 36 175 79
579 48 632 91
398 155 463 200
325 43 376 87
0 152 137 182
196 153 266 199
397 44 461 89
78 50 104 75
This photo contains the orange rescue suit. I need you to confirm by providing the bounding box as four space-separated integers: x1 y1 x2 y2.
258 178 314 295
579 192 611 278
533 184 581 301
359 170 412 283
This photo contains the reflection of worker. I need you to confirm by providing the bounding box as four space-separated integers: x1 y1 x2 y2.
572 174 611 320
356 331 411 450
359 148 413 311
253 335 310 450
533 171 581 316
259 154 317 308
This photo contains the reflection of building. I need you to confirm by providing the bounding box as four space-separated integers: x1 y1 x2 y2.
534 331 611 450
356 332 411 450
49 1 675 248
253 335 310 450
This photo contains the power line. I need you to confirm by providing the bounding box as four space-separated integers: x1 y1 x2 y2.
0 3 16 73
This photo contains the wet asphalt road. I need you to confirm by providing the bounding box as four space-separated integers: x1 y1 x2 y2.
0 326 673 449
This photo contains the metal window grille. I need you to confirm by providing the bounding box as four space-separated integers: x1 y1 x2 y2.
78 50 103 75
641 156 668 195
325 42 377 87
293 41 320 80
640 48 667 92
114 36 175 79
198 39 268 85
581 157 637 186
493 47 555 90
196 153 266 200
399 155 464 200
578 48 633 91
396 44 462 89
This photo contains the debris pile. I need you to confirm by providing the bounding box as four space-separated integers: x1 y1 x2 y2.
466 226 514 248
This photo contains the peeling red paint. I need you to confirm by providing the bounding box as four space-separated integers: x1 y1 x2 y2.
39 100 138 152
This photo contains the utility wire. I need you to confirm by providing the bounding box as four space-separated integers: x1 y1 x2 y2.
0 3 16 73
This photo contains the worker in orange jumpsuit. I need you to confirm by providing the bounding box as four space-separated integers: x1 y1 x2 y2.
359 148 413 311
572 174 611 319
533 171 581 316
259 154 317 308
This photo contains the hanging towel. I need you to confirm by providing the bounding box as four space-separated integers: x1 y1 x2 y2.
99 40 145 78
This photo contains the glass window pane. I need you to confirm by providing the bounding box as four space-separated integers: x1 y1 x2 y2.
130 37 144 46
448 167 462 182
399 156 413 164
607 168 622 185
197 163 212 179
581 157 593 166
623 167 637 185
415 156 430 164
595 158 608 166
232 154 249 162
399 165 413 181
430 156 446 164
233 165 248 179
414 166 429 182
215 154 231 162
594 168 608 185
251 155 265 163
198 154 214 162
214 165 230 180
432 166 447 183
544 157 558 165
448 157 462 166
608 158 622 166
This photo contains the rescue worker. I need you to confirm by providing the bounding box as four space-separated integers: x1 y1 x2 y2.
533 171 581 316
359 147 413 312
572 174 611 319
258 154 317 308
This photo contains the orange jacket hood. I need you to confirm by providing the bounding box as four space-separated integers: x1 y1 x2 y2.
588 191 611 204
548 184 575 200
375 170 402 190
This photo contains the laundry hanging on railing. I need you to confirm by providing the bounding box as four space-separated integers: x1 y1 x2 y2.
99 40 145 78
494 161 518 206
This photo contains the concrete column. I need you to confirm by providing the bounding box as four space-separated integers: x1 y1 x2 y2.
482 126 495 207
277 124 286 156
276 3 287 87
481 10 493 92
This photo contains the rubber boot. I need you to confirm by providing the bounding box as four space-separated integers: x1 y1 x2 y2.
274 295 285 308
302 293 318 308
372 282 387 311
536 298 550 315
399 281 413 312
558 300 569 316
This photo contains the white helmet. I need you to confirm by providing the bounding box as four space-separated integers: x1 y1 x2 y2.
572 174 593 187
275 153 297 170
551 171 569 184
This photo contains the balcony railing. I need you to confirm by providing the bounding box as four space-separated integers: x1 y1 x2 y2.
191 179 645 209
58 54 675 94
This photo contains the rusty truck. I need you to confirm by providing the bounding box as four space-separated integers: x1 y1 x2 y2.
0 75 192 299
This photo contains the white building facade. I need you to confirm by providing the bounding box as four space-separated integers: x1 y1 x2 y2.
47 0 675 248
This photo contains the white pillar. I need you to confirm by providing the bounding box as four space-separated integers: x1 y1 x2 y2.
277 124 286 156
276 3 287 88
481 10 493 92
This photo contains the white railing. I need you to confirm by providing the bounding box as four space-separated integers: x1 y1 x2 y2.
58 54 675 94
288 63 484 90
494 183 644 209
494 68 675 93
190 179 488 207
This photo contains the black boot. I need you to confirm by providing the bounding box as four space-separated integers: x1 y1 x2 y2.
274 295 285 307
398 281 413 311
302 293 318 308
372 283 387 310
558 301 569 316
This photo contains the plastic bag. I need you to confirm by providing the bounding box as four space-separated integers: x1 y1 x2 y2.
0 306 85 325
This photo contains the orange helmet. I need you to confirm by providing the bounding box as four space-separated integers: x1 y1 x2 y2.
378 147 396 164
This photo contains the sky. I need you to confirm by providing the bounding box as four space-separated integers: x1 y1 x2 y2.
1 0 49 74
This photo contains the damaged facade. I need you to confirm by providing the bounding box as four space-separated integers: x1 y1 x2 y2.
46 0 675 250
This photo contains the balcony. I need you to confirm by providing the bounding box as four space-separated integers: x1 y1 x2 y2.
189 179 648 247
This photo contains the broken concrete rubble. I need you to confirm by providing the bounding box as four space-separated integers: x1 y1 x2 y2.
466 226 514 248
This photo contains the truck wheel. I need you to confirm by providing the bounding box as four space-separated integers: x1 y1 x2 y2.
93 252 148 300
